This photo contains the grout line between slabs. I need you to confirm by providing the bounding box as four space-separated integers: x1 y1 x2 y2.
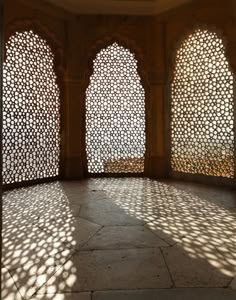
78 246 169 252
76 215 103 226
160 247 175 288
77 225 105 251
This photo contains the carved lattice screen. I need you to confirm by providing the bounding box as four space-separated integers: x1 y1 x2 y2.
3 30 60 184
86 42 145 173
171 29 234 178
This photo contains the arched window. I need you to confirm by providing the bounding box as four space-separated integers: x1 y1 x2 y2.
171 29 234 178
85 42 146 174
3 30 60 184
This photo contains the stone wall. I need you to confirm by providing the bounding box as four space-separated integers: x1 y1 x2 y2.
3 0 236 187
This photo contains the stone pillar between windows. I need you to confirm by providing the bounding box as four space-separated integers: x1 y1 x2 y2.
63 77 85 179
145 71 168 178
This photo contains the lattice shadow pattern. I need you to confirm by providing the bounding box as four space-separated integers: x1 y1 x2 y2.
3 30 60 184
171 29 234 178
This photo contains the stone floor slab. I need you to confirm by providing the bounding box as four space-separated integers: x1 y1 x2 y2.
230 277 236 290
70 205 81 217
38 213 101 250
2 224 69 270
79 200 145 226
32 292 91 300
63 217 102 249
162 244 232 287
93 288 236 300
37 248 172 293
65 192 110 206
165 180 236 209
61 181 110 205
82 226 168 250
9 249 73 300
144 223 176 246
1 267 22 300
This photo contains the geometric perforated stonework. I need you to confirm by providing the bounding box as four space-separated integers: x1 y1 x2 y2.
3 30 60 184
171 29 234 178
85 42 146 173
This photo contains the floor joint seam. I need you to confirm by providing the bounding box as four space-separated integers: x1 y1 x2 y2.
226 276 235 288
77 246 166 252
76 215 103 226
78 225 105 251
7 268 25 300
29 251 76 298
160 247 175 288
143 225 173 246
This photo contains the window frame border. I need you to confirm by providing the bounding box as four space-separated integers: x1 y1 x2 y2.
3 18 65 190
81 34 151 177
167 24 236 188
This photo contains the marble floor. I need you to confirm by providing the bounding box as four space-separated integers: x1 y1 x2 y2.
2 178 236 300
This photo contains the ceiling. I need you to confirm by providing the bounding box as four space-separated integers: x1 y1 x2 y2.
44 0 194 15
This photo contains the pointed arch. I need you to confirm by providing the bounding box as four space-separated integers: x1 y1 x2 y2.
85 41 147 174
81 35 150 176
5 19 64 82
2 29 61 185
